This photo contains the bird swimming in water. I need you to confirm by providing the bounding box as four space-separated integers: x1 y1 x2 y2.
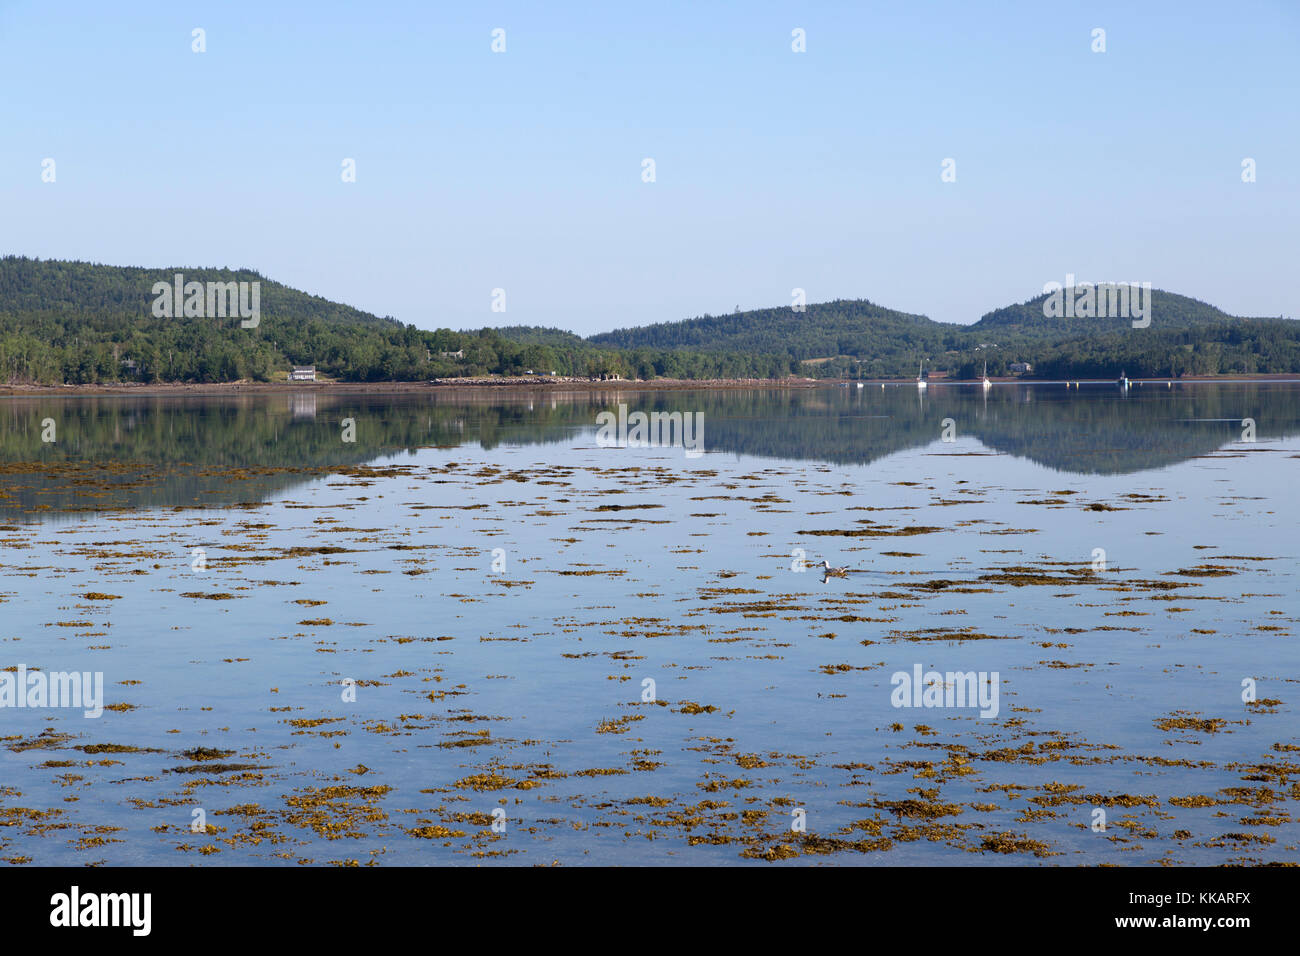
821 559 849 577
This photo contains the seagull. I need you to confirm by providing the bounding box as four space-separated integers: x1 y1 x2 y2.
820 560 849 577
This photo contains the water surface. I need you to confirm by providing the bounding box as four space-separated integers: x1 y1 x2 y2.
1 382 1296 865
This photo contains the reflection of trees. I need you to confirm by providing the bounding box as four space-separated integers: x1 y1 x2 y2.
0 392 590 518
0 384 1295 518
562 385 1296 475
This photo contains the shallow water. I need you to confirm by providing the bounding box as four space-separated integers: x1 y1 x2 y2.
1 382 1297 865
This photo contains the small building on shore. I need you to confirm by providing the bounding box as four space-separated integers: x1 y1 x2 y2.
290 366 316 382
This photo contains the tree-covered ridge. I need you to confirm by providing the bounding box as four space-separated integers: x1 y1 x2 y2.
582 290 1299 379
490 326 590 348
969 288 1273 338
590 299 948 360
0 257 650 383
0 256 400 328
0 258 1297 383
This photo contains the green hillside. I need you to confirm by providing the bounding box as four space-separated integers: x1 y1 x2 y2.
590 299 947 359
577 288 1300 380
970 288 1270 337
1 258 1296 384
953 288 1296 379
0 258 786 383
0 257 400 329
489 326 591 348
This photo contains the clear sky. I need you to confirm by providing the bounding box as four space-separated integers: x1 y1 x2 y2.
1 0 1296 333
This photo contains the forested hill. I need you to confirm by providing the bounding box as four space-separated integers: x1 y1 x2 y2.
948 288 1297 380
577 290 1299 379
590 299 951 359
0 257 790 383
971 288 1269 338
489 326 589 347
0 257 399 329
1 257 1297 383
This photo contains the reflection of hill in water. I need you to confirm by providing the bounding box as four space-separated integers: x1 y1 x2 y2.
696 384 1300 474
0 394 490 519
570 384 1298 474
0 392 596 519
0 384 1296 518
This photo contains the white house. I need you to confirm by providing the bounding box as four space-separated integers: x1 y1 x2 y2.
290 366 316 382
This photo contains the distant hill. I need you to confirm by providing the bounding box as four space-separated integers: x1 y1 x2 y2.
0 258 758 383
1 257 1296 383
955 288 1296 379
0 257 464 383
490 325 590 348
560 288 1296 379
590 299 948 362
0 256 399 329
971 288 1267 338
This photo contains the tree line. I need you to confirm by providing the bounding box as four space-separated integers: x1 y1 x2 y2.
2 258 1297 383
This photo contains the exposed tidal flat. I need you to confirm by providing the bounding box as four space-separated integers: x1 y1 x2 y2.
0 383 1296 866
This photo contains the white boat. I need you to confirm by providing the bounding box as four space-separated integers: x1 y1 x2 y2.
981 361 991 390
1118 370 1130 388
916 360 928 390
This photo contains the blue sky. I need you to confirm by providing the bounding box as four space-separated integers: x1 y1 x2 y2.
1 0 1296 332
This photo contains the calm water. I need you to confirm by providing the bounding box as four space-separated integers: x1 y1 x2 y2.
1 382 1297 866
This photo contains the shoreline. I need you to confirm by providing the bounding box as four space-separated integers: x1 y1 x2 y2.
0 377 823 397
1 373 1298 397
